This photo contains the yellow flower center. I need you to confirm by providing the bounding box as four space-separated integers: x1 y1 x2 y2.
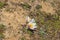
29 24 33 28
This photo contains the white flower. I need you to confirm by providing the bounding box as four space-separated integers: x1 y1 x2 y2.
26 16 37 30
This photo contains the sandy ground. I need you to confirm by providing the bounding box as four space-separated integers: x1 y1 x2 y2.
0 9 27 40
0 0 27 40
0 0 56 40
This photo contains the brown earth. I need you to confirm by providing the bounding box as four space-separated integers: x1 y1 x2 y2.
0 0 57 40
